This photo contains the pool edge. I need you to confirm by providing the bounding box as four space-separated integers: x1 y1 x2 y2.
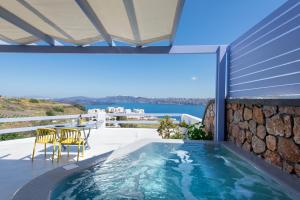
12 139 300 200
11 151 113 200
222 141 300 200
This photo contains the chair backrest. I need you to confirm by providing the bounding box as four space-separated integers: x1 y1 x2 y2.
36 128 57 143
60 128 81 143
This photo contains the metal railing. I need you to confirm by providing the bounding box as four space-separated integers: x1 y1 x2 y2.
0 113 202 135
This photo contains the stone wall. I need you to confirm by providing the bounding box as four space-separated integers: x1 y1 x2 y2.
202 100 215 136
226 101 300 177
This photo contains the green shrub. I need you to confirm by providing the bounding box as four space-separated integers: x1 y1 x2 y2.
169 132 184 139
157 116 179 139
0 133 18 140
11 98 21 103
46 110 55 116
73 104 86 111
0 131 35 141
29 98 39 103
53 106 64 112
120 123 138 128
178 121 189 128
106 123 114 127
157 117 212 140
187 123 212 140
116 116 127 121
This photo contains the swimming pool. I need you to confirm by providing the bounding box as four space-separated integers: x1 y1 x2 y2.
51 142 293 200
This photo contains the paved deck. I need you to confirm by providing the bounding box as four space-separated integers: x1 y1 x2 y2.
0 128 160 200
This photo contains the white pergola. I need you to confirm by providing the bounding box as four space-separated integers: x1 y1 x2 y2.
0 0 228 141
0 0 184 46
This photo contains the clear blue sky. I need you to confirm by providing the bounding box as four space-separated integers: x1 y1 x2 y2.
0 0 285 98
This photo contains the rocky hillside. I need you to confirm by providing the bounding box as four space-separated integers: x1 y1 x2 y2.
0 97 85 138
0 97 85 118
54 95 210 105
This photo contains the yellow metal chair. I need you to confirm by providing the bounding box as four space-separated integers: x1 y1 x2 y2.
58 128 84 162
32 128 58 161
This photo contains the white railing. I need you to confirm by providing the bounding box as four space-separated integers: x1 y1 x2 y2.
0 114 97 135
0 113 202 135
0 114 95 123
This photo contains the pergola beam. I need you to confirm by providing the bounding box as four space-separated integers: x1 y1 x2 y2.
0 45 221 54
17 0 74 41
75 0 113 46
170 0 185 45
123 0 142 46
0 6 54 45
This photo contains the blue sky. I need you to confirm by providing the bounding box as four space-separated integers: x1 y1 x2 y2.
0 0 285 98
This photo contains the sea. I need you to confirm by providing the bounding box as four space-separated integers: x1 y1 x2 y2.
85 103 205 118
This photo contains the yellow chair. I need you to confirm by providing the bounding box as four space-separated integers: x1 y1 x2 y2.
58 128 84 162
32 128 58 161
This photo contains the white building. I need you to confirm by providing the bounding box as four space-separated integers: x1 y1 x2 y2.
106 107 115 113
116 107 125 113
87 109 106 127
125 109 132 113
87 108 105 114
106 107 125 113
132 109 145 114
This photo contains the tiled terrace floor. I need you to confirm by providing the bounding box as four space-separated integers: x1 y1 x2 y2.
0 128 160 200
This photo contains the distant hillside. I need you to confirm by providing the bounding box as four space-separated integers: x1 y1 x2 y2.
54 96 211 105
0 97 86 139
0 97 85 118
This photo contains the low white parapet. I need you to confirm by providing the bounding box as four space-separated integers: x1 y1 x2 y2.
181 114 202 125
0 113 201 134
0 113 96 123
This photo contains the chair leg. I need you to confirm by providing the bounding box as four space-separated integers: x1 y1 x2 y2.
68 145 70 157
60 144 62 158
77 144 80 162
57 143 61 163
52 143 56 161
82 142 84 157
32 142 36 161
44 143 46 158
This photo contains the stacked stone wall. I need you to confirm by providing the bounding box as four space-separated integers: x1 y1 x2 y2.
202 100 215 136
226 102 300 177
202 99 300 177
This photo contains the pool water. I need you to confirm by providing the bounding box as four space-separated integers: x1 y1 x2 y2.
52 142 293 200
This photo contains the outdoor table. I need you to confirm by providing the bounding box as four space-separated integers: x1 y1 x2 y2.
53 122 100 150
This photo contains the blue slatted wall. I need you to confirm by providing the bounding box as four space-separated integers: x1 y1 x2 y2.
228 0 300 98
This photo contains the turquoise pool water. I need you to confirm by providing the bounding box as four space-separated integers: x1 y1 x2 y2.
52 143 293 200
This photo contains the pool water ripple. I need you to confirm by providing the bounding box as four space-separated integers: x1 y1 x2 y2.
52 143 293 200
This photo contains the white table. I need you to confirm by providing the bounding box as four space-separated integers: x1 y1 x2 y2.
53 122 100 149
